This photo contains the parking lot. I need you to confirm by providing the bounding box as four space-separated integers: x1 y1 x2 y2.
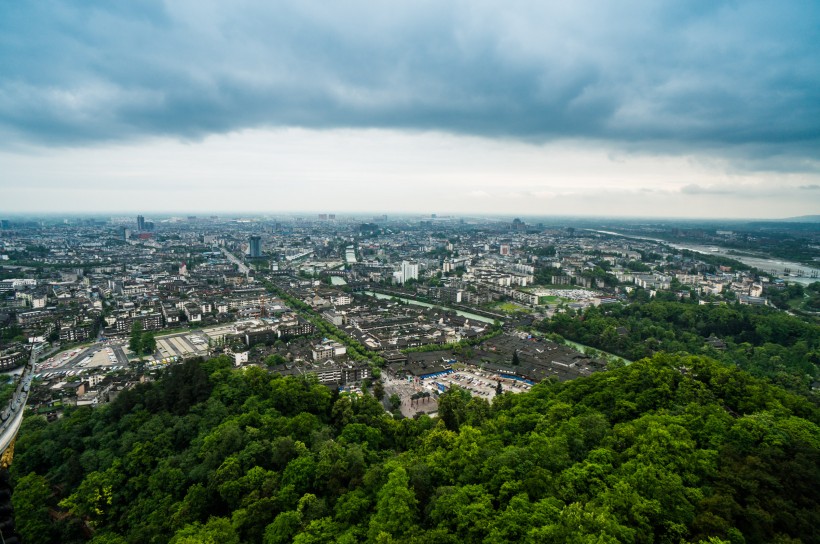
76 347 118 368
382 374 439 417
382 363 535 418
34 343 130 381
426 366 532 403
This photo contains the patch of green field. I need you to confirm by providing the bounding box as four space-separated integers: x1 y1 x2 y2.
493 302 532 313
786 297 804 310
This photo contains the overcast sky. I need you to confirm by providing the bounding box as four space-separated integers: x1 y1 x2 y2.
1 0 819 218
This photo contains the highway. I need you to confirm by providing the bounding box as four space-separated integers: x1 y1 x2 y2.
0 338 139 457
0 349 35 457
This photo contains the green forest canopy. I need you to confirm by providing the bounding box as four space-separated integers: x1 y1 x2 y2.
11 352 819 543
538 299 819 395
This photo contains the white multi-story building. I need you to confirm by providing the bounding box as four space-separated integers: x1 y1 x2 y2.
401 261 419 283
312 340 347 361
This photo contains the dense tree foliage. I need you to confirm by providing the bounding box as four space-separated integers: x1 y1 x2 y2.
11 353 819 543
538 299 819 394
127 323 157 357
768 282 820 313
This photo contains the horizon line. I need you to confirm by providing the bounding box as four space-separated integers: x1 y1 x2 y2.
0 211 818 223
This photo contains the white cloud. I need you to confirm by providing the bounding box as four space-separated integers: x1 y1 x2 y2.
2 128 818 218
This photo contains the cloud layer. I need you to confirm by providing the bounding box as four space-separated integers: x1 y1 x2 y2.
2 129 817 218
2 0 819 161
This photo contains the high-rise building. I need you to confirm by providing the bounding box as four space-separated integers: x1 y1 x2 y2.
249 236 262 258
137 215 145 231
401 260 418 283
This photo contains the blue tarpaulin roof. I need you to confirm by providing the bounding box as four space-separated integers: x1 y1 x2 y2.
420 369 454 380
499 373 535 385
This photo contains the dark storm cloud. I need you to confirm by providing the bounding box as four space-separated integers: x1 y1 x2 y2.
1 0 819 161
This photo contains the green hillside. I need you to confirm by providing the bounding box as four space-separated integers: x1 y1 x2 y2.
539 298 820 395
11 353 820 544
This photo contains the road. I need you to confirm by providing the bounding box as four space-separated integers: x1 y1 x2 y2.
0 349 35 457
221 247 250 274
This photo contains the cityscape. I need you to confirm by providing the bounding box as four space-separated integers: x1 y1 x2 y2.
1 211 819 542
1 1 819 543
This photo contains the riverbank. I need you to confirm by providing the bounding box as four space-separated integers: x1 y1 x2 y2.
590 229 819 285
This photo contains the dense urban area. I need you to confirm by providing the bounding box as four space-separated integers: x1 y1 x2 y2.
1 213 818 544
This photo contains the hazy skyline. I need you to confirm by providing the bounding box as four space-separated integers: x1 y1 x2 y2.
2 1 819 218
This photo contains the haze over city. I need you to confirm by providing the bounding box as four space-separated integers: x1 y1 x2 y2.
1 1 819 217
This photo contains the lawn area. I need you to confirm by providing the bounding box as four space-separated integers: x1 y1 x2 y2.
493 302 532 313
539 295 562 304
786 297 805 310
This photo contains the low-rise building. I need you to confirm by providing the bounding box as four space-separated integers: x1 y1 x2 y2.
0 344 26 371
312 340 347 361
184 304 202 322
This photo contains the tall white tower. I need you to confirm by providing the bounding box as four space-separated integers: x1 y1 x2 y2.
401 261 418 283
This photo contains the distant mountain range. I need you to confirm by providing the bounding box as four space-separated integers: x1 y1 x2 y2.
776 215 820 223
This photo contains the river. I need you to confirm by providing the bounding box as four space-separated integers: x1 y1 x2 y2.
591 230 819 285
362 291 497 324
